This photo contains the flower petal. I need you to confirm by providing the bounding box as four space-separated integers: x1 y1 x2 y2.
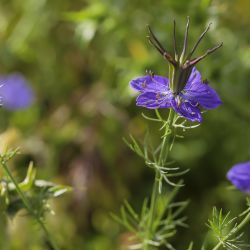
130 75 169 93
227 162 250 194
185 67 202 89
183 82 222 109
136 92 172 109
183 68 221 109
171 99 202 122
0 73 34 110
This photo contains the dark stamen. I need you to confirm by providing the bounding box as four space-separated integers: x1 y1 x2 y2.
188 42 223 66
187 22 212 60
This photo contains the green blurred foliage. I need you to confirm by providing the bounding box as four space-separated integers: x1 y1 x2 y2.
0 0 250 249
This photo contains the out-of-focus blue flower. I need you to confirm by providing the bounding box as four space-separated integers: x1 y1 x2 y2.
227 162 250 194
0 73 34 110
130 67 222 122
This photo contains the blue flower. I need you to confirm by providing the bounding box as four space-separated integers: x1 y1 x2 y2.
130 67 222 122
130 19 223 122
227 162 250 194
0 73 34 110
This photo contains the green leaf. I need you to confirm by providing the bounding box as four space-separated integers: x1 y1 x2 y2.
48 185 72 198
19 162 36 192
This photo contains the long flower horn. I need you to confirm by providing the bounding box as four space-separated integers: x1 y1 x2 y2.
173 20 178 58
147 25 177 66
187 22 212 60
180 17 190 61
188 42 223 67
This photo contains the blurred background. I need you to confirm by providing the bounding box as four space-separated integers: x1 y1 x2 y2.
0 0 250 249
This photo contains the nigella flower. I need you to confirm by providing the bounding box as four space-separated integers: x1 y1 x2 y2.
227 162 250 194
130 67 221 122
0 73 34 110
130 18 222 122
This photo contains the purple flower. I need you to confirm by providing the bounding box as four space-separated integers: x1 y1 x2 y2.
130 67 222 122
0 73 34 110
227 162 250 194
130 19 223 122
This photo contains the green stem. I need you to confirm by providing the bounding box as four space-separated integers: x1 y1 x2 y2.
0 159 59 250
159 109 175 165
144 171 160 250
144 109 175 250
212 210 250 250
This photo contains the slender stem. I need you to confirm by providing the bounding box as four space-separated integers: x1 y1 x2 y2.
212 210 250 250
159 109 175 165
144 109 175 250
0 159 59 250
144 171 160 250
